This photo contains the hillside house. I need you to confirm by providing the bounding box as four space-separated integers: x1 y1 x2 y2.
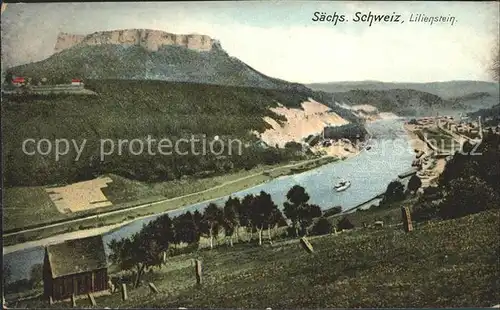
12 77 25 86
43 236 108 302
71 79 83 86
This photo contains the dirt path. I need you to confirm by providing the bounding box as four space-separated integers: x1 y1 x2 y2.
3 156 334 254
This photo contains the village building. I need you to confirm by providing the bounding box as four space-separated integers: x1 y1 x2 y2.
71 78 83 86
12 77 25 86
43 236 109 302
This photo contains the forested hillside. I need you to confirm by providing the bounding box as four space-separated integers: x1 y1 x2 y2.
2 80 358 186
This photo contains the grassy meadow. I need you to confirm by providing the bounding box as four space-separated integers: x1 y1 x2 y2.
14 209 499 308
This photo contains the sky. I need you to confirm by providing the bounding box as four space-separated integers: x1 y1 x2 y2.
1 1 499 83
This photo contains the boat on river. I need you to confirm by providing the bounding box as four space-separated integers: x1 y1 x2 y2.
334 179 351 192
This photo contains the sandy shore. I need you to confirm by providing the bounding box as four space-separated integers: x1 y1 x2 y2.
403 123 447 187
404 123 429 153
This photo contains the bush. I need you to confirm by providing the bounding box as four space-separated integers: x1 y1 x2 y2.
407 175 422 194
382 180 406 204
438 177 499 220
310 217 333 236
411 201 440 222
337 217 354 230
284 141 304 151
285 226 298 238
324 206 342 217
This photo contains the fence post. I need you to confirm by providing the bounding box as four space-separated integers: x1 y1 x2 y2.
121 283 128 301
401 206 413 232
300 237 314 254
148 282 159 294
195 260 202 285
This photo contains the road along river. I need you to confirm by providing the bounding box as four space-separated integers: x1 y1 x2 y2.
3 117 415 283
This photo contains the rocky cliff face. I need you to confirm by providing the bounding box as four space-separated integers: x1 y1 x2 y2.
54 29 217 53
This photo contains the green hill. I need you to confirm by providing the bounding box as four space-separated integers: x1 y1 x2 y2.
308 81 499 116
326 88 460 116
468 104 500 126
307 80 499 99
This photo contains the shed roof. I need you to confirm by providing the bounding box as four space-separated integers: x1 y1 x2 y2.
46 235 108 278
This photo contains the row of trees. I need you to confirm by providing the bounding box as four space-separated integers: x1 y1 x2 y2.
108 185 325 287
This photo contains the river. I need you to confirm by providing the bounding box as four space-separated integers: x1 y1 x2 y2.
3 118 415 283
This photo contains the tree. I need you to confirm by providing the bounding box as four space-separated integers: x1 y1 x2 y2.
31 76 41 86
193 210 204 234
172 212 199 246
311 217 333 236
240 194 254 241
283 186 322 236
382 180 406 204
284 185 310 236
202 203 223 249
5 71 13 85
268 207 287 239
407 175 422 194
150 214 175 250
298 203 322 235
222 196 240 247
283 201 298 236
249 191 279 245
108 221 168 288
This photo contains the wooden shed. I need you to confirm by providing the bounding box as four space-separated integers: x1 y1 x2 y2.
43 235 109 301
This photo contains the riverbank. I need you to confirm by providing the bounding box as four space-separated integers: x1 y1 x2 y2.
5 159 328 233
3 156 337 251
403 123 448 187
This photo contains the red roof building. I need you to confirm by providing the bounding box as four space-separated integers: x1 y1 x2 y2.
12 77 25 84
71 78 83 85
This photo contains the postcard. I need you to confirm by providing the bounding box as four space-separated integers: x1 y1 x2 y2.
2 1 499 308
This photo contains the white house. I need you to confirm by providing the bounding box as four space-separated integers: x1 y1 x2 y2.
71 78 83 86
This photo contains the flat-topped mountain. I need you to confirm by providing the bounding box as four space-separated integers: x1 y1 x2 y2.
54 29 217 54
7 29 308 92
